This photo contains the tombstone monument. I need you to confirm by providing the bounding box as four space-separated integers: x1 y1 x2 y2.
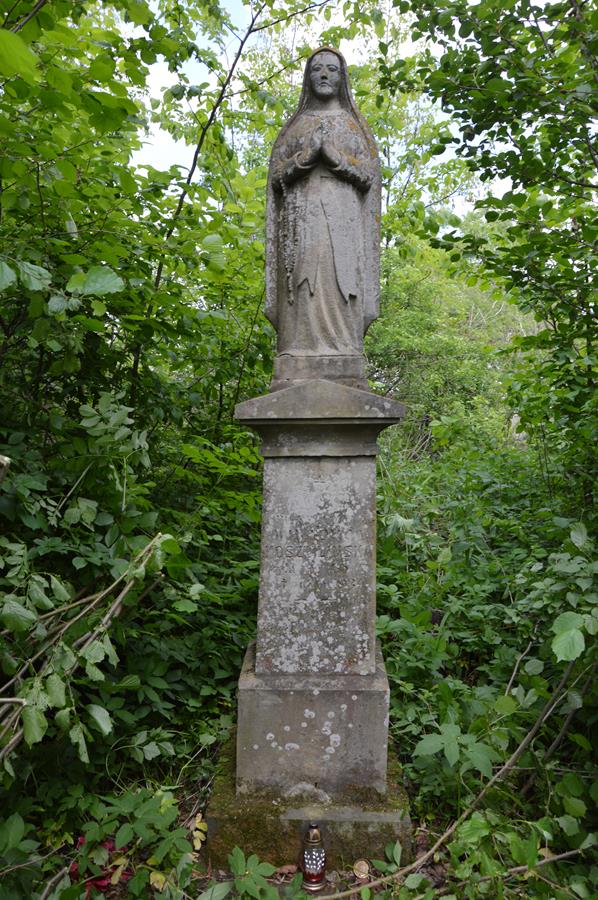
207 48 410 864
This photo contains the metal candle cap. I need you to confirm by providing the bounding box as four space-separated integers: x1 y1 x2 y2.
305 824 323 845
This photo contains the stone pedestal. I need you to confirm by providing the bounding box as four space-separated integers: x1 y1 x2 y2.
205 734 412 869
237 642 389 795
235 380 404 795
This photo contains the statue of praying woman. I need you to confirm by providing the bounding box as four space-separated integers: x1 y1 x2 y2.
266 48 381 366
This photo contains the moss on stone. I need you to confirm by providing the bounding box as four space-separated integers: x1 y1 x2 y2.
204 734 412 869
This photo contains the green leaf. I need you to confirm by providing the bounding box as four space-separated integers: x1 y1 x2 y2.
103 634 119 666
173 598 198 613
0 31 39 82
55 708 71 731
494 694 517 715
0 261 17 291
228 846 246 876
17 261 52 291
80 266 124 296
86 704 113 736
66 272 87 293
458 812 491 844
570 522 588 549
22 706 48 746
197 881 233 900
563 796 587 817
85 661 105 681
116 674 141 690
552 611 585 633
444 737 460 766
49 575 70 604
48 294 67 314
81 640 106 664
91 299 106 315
2 813 25 850
392 840 402 867
142 741 160 759
413 732 445 756
466 743 493 778
557 815 579 836
551 611 586 661
551 629 585 661
69 723 89 763
115 822 134 849
1 599 37 632
46 673 66 708
524 658 544 676
256 862 277 876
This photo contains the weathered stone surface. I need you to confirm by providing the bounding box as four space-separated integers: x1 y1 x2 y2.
235 381 404 678
265 50 381 358
206 733 412 869
257 456 376 675
235 379 405 426
237 643 390 793
271 353 367 391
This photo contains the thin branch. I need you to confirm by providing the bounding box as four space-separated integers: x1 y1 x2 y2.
0 534 161 696
54 463 92 516
431 849 586 897
320 660 577 900
38 865 70 900
10 0 48 32
504 634 535 694
0 845 61 877
153 2 266 293
230 288 265 413
229 55 308 97
35 162 46 234
130 3 266 402
2 0 24 28
252 0 331 32
521 660 597 797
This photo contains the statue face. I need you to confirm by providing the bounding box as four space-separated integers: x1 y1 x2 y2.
309 52 341 99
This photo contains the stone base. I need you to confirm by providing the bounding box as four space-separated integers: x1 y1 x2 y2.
237 643 389 795
205 735 412 869
270 354 368 392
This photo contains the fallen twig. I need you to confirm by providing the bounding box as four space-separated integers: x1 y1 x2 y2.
319 660 577 900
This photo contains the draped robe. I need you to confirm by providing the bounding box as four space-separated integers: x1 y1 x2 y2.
269 109 377 356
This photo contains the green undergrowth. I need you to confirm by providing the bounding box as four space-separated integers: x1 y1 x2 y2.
373 407 597 897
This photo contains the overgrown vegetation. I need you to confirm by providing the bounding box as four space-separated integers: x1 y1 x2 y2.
0 0 595 897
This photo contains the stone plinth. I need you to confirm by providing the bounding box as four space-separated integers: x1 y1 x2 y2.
235 380 404 795
205 734 412 869
271 354 367 391
237 642 389 795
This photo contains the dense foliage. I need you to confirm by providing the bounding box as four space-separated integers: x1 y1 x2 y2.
0 0 595 897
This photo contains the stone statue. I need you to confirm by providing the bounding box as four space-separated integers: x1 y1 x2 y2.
266 48 381 363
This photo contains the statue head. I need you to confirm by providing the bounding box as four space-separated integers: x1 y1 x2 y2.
296 48 354 114
308 50 342 102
